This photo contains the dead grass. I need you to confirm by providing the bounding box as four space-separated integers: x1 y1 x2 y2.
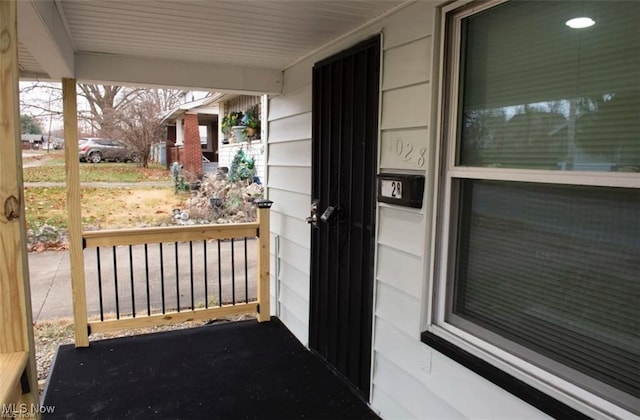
24 187 189 231
23 162 170 183
80 187 188 229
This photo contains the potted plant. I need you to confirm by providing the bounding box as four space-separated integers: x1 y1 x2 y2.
221 111 243 143
232 125 247 143
228 148 256 183
243 104 261 140
245 118 260 139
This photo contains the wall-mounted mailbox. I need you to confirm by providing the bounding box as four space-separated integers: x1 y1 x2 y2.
377 173 425 208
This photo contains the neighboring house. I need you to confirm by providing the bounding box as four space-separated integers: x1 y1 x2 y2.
5 1 639 419
44 136 64 150
21 133 44 150
212 93 266 182
160 95 220 174
161 93 267 181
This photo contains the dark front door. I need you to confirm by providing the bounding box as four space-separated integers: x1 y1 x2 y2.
309 35 380 399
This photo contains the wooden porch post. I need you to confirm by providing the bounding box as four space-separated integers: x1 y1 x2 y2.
255 199 273 322
0 0 40 410
62 79 89 347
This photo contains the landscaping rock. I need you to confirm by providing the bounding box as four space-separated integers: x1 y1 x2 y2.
182 172 264 225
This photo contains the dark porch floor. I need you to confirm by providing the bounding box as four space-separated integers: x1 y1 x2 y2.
43 318 378 419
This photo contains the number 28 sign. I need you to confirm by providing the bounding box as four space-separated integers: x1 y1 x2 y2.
380 180 402 199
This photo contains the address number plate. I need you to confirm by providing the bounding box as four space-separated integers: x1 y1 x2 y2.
381 180 402 199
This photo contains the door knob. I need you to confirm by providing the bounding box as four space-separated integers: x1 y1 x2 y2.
306 199 319 226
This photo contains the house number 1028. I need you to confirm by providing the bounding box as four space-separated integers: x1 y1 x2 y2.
391 138 426 168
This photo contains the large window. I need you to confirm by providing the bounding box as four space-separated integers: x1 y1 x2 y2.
433 0 639 416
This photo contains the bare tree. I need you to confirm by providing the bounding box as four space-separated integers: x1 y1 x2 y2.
77 84 142 139
20 82 141 138
120 89 183 168
21 82 196 167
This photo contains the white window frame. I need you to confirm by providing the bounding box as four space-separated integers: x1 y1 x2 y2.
427 1 640 418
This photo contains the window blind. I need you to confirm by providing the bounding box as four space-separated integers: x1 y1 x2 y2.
457 0 640 171
452 180 640 404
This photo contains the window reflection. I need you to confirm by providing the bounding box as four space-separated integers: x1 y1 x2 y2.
460 91 640 171
457 0 640 172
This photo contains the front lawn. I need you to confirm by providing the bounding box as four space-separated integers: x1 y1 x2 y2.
23 162 170 183
24 187 188 231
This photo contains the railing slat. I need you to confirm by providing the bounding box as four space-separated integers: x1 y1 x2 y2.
144 244 150 316
244 237 249 304
129 245 135 318
160 243 165 314
175 241 180 312
231 238 236 305
217 240 222 307
96 248 104 321
112 246 120 319
203 240 208 309
190 241 194 310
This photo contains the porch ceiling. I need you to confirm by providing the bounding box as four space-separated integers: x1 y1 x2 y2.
17 0 405 93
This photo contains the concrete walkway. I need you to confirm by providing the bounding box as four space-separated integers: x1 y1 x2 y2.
29 239 257 322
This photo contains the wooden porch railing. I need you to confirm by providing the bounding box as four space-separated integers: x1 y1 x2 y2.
72 200 272 346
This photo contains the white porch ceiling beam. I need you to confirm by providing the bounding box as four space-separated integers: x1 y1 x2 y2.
75 53 283 94
17 0 74 79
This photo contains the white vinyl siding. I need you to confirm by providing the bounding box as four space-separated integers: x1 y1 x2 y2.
370 387 415 420
377 206 424 257
267 1 550 418
270 212 309 248
267 189 309 221
380 83 432 130
376 244 422 298
268 113 312 144
266 85 313 344
375 317 550 419
267 166 311 195
373 351 466 419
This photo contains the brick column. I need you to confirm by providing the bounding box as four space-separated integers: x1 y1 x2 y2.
183 113 202 174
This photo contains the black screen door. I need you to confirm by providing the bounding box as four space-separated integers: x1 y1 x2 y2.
309 35 380 399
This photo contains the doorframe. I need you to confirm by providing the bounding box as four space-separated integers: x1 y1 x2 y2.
308 33 384 401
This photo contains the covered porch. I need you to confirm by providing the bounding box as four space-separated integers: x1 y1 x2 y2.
1 0 406 418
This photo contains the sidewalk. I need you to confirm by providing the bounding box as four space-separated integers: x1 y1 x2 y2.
29 251 72 322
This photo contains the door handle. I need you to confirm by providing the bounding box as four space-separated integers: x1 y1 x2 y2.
306 199 319 226
320 206 337 224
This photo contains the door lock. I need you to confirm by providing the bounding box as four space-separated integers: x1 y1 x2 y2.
306 199 320 226
320 206 336 223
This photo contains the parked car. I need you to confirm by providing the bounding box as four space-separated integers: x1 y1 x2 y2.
78 138 139 163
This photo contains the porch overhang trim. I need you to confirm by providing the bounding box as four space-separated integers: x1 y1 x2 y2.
75 53 283 94
17 0 74 79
